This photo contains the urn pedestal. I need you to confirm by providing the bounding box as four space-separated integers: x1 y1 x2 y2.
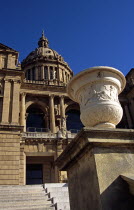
67 66 126 128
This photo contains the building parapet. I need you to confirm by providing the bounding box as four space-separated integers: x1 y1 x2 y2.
23 79 66 86
22 130 79 139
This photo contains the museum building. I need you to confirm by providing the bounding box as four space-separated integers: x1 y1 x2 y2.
0 32 133 185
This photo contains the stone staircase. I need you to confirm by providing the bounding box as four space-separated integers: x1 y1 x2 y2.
0 185 54 210
44 183 70 210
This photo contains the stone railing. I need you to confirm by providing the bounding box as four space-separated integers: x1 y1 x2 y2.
22 132 57 139
22 129 80 139
23 79 66 86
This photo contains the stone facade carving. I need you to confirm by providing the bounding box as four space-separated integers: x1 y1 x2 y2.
79 83 119 109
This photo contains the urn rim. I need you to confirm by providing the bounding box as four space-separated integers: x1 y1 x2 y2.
67 66 126 101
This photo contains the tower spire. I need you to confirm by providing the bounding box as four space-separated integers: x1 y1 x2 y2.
42 30 45 37
38 30 49 48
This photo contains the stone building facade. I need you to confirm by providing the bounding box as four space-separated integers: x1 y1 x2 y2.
0 33 133 185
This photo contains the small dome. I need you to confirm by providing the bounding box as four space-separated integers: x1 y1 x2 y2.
21 32 73 86
22 32 66 66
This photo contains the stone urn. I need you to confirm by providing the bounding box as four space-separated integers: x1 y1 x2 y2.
67 66 126 128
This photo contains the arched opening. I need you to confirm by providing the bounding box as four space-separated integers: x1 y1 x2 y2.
26 103 48 132
66 109 83 132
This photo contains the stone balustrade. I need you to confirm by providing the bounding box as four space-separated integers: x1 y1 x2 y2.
23 79 66 86
22 130 78 139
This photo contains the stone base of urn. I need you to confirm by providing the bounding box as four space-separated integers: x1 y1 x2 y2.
55 128 134 210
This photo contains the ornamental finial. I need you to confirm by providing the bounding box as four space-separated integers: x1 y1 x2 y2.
42 30 45 37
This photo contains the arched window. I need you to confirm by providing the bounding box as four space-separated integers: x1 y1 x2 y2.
26 104 47 132
66 109 83 132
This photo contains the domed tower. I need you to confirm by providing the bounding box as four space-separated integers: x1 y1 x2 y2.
22 32 73 85
20 33 83 137
19 33 82 184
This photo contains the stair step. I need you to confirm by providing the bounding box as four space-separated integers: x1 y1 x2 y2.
49 191 69 197
0 197 48 203
0 183 70 210
44 183 68 188
0 205 54 210
56 202 70 210
52 196 69 202
46 187 68 192
0 202 52 207
0 190 45 194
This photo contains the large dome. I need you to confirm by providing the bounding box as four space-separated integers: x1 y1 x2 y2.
22 32 68 67
22 47 66 65
21 32 73 86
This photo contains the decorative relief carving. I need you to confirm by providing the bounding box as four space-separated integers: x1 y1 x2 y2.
54 105 59 115
79 84 119 108
38 143 44 152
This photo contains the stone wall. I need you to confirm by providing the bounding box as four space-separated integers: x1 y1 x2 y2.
56 128 134 210
0 130 21 185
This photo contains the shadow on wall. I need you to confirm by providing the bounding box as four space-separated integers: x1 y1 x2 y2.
101 176 134 210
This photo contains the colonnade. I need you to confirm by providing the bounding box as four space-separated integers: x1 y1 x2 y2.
26 66 58 81
20 93 66 133
25 65 71 84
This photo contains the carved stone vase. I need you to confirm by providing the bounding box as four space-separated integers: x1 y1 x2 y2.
67 66 126 128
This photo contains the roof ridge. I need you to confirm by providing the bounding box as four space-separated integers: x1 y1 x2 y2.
0 43 18 52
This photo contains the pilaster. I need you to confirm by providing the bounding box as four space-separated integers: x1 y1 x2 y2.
20 92 26 131
1 79 11 124
11 80 20 125
41 66 44 80
60 96 65 118
48 66 50 80
49 94 56 133
35 66 38 80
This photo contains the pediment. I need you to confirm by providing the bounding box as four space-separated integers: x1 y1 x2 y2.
0 43 18 53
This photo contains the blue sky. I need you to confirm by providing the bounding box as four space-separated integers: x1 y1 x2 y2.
0 0 134 75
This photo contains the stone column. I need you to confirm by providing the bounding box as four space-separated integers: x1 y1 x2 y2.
60 96 65 118
48 66 50 80
20 93 26 131
1 79 11 124
60 96 66 136
63 70 66 83
57 66 60 81
41 66 44 80
49 95 56 133
11 80 20 125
